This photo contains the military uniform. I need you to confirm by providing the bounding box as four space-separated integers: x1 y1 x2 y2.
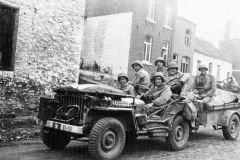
156 67 167 74
117 83 135 96
116 72 135 96
133 68 150 93
141 72 172 115
165 62 190 95
155 57 167 75
165 71 190 95
193 74 216 103
192 65 216 126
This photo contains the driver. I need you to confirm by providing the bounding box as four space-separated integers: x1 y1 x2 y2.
141 72 172 115
116 72 135 96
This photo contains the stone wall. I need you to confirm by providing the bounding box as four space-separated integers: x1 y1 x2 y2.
0 0 85 115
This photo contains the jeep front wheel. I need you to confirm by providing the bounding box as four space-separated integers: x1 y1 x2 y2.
40 126 70 150
88 117 126 160
167 116 189 150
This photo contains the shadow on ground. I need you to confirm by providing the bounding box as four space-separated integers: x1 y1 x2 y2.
1 129 225 160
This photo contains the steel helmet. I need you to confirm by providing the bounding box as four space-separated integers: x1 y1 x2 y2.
152 72 165 82
198 64 208 71
167 62 178 70
117 72 129 82
132 60 143 69
155 57 166 66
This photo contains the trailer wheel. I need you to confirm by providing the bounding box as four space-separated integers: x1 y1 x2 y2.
88 117 125 160
40 126 70 150
167 116 189 150
222 114 240 140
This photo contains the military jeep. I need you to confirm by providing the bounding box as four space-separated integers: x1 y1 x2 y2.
38 84 240 160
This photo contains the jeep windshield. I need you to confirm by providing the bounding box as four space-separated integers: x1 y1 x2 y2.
53 84 134 98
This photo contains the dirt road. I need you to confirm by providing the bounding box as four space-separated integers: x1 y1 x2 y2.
0 127 240 160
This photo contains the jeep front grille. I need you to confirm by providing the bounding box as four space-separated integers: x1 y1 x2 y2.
59 94 85 122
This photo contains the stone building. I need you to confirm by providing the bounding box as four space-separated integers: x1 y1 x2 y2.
0 0 85 115
218 22 240 83
172 16 196 73
219 39 240 83
81 0 177 80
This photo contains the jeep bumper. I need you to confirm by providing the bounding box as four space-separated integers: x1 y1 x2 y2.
44 120 83 134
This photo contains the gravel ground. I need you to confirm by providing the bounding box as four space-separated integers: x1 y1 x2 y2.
0 127 240 160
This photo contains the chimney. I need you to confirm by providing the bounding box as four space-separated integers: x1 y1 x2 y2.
224 21 231 40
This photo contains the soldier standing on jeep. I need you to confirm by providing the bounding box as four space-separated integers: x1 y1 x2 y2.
132 60 150 94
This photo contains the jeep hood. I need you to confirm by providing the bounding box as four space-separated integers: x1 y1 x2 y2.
53 84 133 97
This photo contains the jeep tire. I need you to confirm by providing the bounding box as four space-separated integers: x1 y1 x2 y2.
222 114 240 140
88 117 126 160
40 126 70 150
167 116 189 150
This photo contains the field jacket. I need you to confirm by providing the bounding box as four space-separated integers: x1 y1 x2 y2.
133 68 150 87
193 74 216 97
144 83 172 107
117 83 135 96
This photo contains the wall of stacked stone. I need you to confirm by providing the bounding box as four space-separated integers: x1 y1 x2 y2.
0 0 85 115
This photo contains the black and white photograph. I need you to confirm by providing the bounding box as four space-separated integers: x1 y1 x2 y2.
1 0 240 159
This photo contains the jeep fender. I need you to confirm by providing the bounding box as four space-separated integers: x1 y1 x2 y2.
85 109 137 133
217 110 240 126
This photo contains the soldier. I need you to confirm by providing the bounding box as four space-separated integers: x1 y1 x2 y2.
192 64 216 125
132 60 150 94
193 64 216 103
116 72 135 96
227 76 236 88
165 62 190 95
154 57 167 73
141 72 172 115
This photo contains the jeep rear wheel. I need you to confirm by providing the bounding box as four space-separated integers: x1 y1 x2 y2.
40 126 70 150
222 114 240 140
88 117 125 160
167 116 189 150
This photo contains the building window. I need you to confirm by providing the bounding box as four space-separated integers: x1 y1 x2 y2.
144 36 153 62
0 5 18 71
217 65 221 80
197 60 201 74
161 41 169 61
180 56 190 73
184 29 191 47
172 53 178 63
164 1 173 28
147 0 156 21
209 62 213 75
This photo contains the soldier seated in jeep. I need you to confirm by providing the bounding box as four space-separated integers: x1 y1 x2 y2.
140 72 172 115
116 72 135 96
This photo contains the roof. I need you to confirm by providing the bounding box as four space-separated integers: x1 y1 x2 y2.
194 38 231 62
177 16 197 26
